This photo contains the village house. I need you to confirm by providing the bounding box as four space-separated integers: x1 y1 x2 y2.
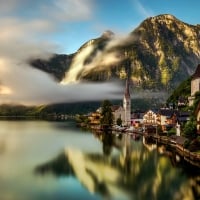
188 64 200 106
143 110 157 125
131 110 144 127
157 108 176 131
195 102 200 134
111 105 124 125
187 64 200 134
142 108 190 135
88 110 101 128
142 110 157 134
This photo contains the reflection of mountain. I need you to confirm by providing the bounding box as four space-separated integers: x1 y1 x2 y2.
35 134 199 200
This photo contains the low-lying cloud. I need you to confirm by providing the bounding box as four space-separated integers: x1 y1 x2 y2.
0 0 164 106
0 0 121 105
61 33 136 84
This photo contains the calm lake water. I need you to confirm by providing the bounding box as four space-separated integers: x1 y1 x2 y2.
0 120 199 200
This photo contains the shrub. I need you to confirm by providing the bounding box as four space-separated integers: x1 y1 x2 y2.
183 139 190 148
167 127 176 136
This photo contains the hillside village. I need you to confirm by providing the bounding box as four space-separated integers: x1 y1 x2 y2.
78 64 200 150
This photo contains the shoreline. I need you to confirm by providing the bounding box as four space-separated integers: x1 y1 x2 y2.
90 125 200 168
144 134 200 168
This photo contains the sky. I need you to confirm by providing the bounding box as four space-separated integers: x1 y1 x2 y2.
1 0 199 54
0 0 199 105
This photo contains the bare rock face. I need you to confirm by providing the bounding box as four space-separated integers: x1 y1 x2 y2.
31 14 200 92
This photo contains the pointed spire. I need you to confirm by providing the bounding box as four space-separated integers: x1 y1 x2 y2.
124 78 130 98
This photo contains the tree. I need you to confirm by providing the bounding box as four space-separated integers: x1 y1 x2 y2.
102 132 113 156
100 100 113 128
183 117 197 139
116 117 122 126
167 127 176 136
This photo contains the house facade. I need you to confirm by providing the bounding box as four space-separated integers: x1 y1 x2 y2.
189 64 200 106
143 110 157 125
112 105 124 125
157 108 177 131
142 110 157 134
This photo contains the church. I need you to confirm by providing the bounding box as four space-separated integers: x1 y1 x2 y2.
112 79 131 126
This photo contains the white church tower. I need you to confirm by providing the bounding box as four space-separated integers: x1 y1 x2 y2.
123 79 131 126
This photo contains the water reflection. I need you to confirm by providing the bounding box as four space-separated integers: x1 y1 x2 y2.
35 132 200 200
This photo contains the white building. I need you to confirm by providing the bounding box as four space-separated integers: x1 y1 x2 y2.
123 79 131 126
189 64 200 106
112 79 131 126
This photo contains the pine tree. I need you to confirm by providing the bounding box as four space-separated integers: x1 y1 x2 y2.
100 100 113 128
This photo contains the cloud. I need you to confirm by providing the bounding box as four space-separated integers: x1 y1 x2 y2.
0 0 161 106
61 40 121 84
61 44 95 83
132 0 154 18
44 0 94 22
0 59 122 105
61 33 139 84
0 0 113 105
0 0 94 21
0 0 20 13
0 18 56 62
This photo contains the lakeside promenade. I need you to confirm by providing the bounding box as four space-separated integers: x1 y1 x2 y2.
142 132 200 168
96 125 200 168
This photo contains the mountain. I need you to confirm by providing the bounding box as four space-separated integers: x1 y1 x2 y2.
30 53 74 81
30 14 200 91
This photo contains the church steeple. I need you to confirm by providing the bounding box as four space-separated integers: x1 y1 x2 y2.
123 77 131 126
124 79 130 98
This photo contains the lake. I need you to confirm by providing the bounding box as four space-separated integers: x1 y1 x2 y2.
0 120 199 200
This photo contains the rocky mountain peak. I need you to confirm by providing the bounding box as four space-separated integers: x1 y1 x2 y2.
101 30 115 39
31 14 200 93
149 14 177 23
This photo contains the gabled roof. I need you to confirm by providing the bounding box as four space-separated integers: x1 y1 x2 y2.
177 116 189 123
192 64 200 79
177 111 190 117
158 109 176 117
111 105 122 112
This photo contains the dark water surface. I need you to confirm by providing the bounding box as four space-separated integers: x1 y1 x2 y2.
0 120 199 200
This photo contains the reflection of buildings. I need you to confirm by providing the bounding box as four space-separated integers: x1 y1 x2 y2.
35 132 198 200
142 136 157 152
